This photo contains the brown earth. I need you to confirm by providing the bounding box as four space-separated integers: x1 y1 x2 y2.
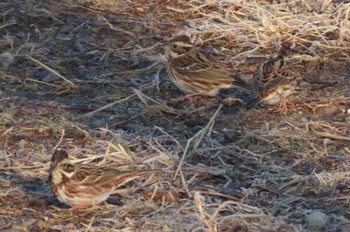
0 0 350 231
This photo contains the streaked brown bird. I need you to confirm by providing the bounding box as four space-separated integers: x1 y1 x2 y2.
244 45 297 114
164 35 250 97
48 149 158 209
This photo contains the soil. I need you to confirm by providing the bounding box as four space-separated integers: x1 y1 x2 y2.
0 0 350 231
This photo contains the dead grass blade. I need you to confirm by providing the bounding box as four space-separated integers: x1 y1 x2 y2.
134 88 178 115
78 94 136 118
25 55 76 88
194 191 217 232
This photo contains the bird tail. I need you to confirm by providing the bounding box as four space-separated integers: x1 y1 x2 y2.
243 95 262 109
217 74 253 98
231 74 253 91
114 170 161 188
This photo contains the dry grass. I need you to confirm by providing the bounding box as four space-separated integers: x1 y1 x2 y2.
0 0 350 231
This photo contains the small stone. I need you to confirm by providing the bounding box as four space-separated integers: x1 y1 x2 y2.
0 52 15 67
345 116 350 124
73 41 87 53
341 224 350 232
34 69 53 79
305 211 328 231
91 118 107 128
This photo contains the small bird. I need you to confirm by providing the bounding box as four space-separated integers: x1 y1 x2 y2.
244 45 296 114
164 35 250 97
48 149 158 209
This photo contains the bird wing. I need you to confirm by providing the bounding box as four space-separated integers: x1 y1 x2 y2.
68 165 117 185
170 47 214 73
170 47 237 85
69 165 144 187
243 95 263 109
253 58 292 93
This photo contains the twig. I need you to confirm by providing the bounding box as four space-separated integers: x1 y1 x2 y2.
25 55 76 88
52 129 65 152
77 94 136 118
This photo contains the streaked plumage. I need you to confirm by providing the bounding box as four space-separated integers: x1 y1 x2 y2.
165 35 250 96
244 45 296 113
48 149 157 208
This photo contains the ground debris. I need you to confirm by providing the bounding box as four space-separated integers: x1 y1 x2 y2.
0 0 349 231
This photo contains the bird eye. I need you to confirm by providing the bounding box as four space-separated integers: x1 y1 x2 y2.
62 163 75 172
173 44 177 48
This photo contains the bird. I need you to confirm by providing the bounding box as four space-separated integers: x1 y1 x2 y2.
243 45 297 114
164 35 251 98
48 149 159 210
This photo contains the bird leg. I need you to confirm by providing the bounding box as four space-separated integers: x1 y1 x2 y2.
277 98 290 115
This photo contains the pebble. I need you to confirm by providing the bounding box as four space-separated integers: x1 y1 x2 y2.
305 211 328 231
0 52 15 67
73 41 87 53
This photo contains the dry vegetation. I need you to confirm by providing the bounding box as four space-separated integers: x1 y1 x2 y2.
1 0 350 231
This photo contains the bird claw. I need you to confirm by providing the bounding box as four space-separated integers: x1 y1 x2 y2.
276 99 292 115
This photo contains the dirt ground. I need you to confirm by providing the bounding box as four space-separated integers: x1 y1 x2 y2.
0 0 350 231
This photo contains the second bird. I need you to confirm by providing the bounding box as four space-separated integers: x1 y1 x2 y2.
48 149 159 209
244 45 297 114
165 35 250 97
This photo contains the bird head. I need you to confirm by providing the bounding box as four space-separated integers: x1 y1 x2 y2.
279 44 292 58
49 149 75 184
165 35 194 58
